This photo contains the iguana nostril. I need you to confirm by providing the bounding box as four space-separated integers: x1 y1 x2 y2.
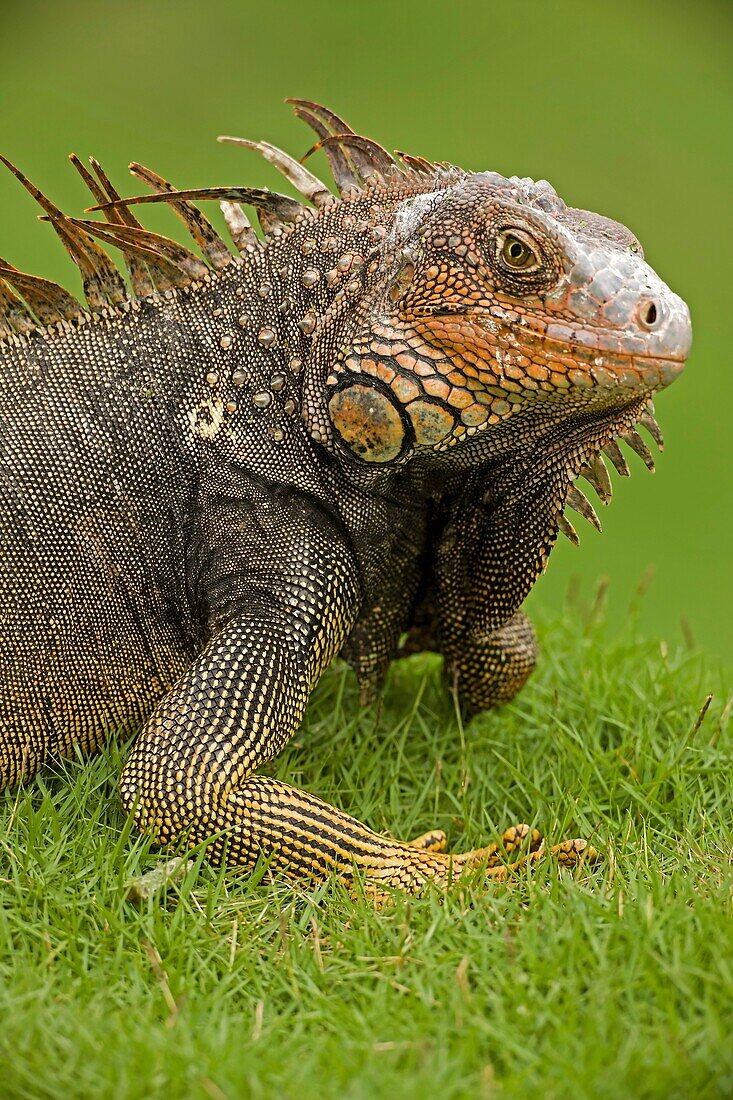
639 300 659 328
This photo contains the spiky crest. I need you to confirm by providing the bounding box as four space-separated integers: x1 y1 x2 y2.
0 101 437 340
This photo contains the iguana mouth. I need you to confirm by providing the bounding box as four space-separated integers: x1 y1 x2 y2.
630 352 686 364
469 314 690 394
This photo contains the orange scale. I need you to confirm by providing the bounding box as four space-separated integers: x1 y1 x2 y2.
423 376 450 400
447 387 474 410
504 364 525 380
473 333 498 354
418 343 448 361
550 354 578 371
460 404 490 426
394 351 418 371
569 369 594 388
391 376 420 403
378 325 402 341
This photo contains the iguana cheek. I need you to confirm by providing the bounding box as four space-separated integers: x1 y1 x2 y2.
407 313 526 422
328 380 408 463
404 399 456 446
418 313 502 366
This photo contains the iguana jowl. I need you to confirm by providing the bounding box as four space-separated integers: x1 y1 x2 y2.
0 102 691 895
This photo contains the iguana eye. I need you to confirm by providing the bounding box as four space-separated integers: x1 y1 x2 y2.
499 232 539 271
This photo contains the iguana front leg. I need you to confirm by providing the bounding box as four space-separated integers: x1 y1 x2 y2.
119 612 559 894
426 473 561 715
399 590 537 712
121 624 586 895
123 636 596 891
119 479 591 894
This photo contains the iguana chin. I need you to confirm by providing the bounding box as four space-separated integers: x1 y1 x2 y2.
0 101 691 898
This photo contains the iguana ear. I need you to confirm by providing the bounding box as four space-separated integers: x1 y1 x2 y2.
327 379 410 463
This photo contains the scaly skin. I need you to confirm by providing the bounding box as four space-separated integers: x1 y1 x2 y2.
0 104 691 895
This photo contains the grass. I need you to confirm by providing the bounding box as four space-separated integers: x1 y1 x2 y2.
1 593 731 1100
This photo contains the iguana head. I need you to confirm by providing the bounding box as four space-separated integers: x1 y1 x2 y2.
314 169 690 480
235 103 689 552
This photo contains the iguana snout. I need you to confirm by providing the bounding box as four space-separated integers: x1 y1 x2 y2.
542 224 692 390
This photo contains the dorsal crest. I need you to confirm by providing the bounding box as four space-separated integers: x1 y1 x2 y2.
0 102 459 343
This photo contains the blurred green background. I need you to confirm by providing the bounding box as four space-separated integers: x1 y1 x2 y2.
1 0 731 660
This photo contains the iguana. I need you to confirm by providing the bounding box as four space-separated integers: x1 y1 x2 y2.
0 102 691 897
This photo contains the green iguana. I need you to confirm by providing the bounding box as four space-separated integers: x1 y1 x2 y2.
0 102 691 897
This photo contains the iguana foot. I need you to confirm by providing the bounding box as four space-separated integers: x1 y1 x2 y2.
445 611 539 715
456 836 599 881
484 822 544 865
407 822 541 860
362 835 599 904
407 827 596 880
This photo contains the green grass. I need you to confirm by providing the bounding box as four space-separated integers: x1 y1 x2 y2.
1 598 731 1100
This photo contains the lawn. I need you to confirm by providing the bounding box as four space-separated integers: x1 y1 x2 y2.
1 597 731 1100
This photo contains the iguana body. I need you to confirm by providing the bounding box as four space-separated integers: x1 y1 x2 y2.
0 103 691 895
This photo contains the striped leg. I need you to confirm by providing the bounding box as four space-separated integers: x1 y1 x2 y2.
119 497 595 896
120 614 596 896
